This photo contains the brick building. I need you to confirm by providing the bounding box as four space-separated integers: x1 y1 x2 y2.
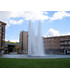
0 21 6 53
44 35 70 54
19 31 28 53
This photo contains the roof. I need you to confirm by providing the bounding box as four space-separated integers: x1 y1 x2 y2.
5 41 19 44
0 21 7 25
44 35 70 39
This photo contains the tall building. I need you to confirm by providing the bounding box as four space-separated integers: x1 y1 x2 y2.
0 21 6 52
19 31 28 53
43 35 70 54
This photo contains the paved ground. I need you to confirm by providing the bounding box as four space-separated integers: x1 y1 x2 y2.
0 54 70 59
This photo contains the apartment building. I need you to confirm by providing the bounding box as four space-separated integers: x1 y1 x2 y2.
44 35 70 54
0 21 6 52
19 31 28 53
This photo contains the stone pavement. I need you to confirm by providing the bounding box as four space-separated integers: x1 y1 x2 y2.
0 54 70 59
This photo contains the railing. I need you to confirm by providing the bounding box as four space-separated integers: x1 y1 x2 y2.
60 39 70 42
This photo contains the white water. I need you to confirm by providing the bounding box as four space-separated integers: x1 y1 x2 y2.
28 21 45 56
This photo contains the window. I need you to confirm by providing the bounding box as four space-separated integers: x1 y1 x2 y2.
52 38 54 40
51 42 53 44
61 38 64 41
64 37 66 40
65 46 67 49
48 39 50 41
48 42 50 44
2 24 5 27
3 28 5 30
69 41 70 44
55 43 56 44
65 41 67 44
61 46 64 49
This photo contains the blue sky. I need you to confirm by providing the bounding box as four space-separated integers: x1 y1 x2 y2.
0 11 70 42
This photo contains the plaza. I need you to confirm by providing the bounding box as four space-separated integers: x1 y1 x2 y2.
1 54 70 59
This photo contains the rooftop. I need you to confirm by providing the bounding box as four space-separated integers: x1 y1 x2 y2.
0 21 7 25
44 35 70 39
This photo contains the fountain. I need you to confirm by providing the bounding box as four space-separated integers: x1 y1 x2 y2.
28 21 45 56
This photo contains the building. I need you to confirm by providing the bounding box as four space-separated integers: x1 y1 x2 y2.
0 21 6 53
43 35 70 54
5 41 20 53
19 31 28 53
19 30 70 55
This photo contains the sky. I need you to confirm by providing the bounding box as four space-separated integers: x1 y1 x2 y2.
0 11 70 42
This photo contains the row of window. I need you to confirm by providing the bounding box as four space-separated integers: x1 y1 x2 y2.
44 41 57 44
45 42 70 46
45 41 70 45
46 45 70 49
61 46 70 49
47 38 56 41
61 41 70 45
45 37 70 42
47 46 57 48
61 37 70 40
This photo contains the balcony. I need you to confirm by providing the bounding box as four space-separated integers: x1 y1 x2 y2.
60 39 70 42
60 44 70 46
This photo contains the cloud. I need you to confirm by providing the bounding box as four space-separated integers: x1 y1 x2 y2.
11 11 49 21
9 19 24 25
0 11 49 21
44 28 70 37
10 11 70 21
46 28 60 37
1 11 70 30
0 11 11 21
50 11 70 21
0 11 70 22
0 11 49 29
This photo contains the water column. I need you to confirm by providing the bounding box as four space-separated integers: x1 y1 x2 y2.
28 21 32 56
31 22 36 55
28 21 45 56
36 21 45 56
28 21 36 56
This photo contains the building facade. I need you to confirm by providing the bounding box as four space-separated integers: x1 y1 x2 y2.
0 21 6 52
19 31 28 53
43 35 70 54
